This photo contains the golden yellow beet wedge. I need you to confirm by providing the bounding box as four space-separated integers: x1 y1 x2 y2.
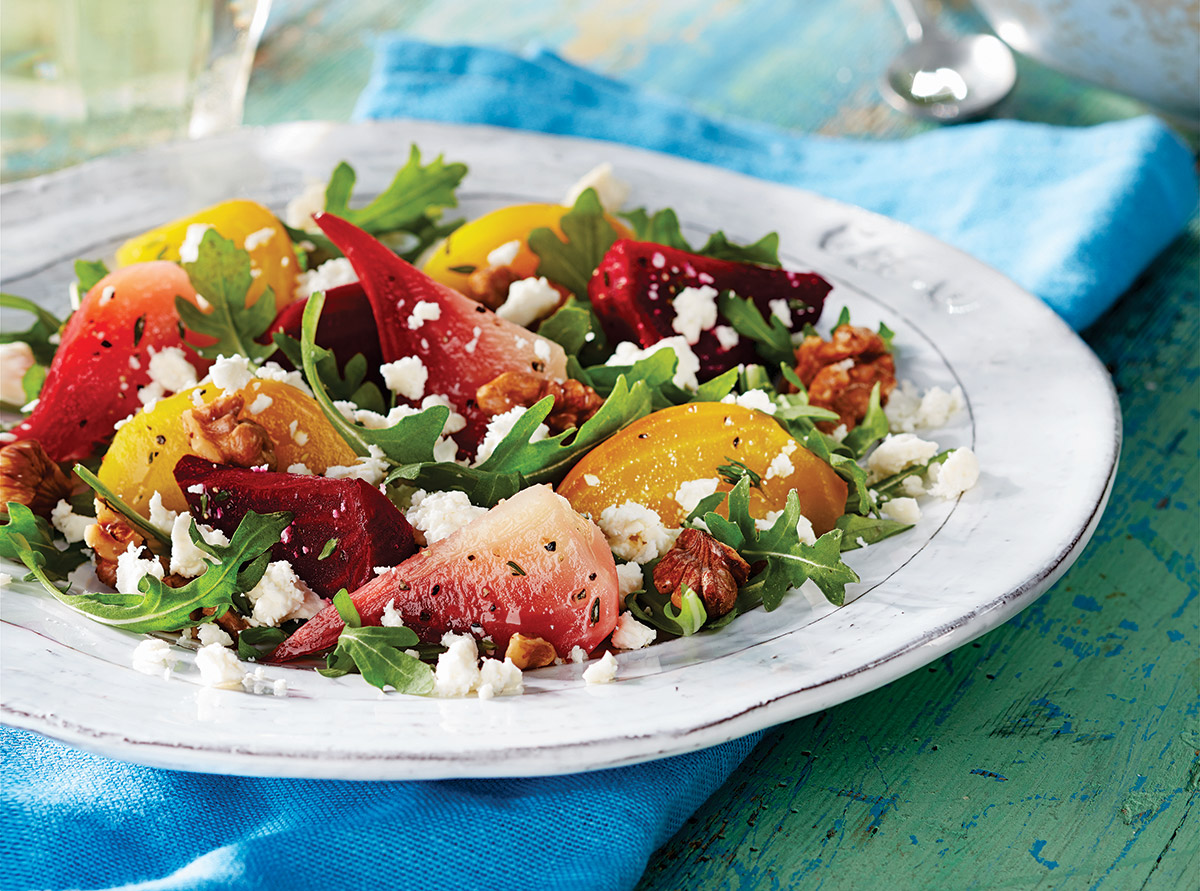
115 199 300 310
558 402 847 535
98 379 357 517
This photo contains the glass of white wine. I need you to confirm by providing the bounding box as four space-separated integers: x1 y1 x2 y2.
0 0 272 182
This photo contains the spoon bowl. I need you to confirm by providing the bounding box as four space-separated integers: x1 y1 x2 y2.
882 32 1017 121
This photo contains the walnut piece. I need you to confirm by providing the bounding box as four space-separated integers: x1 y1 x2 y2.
793 324 895 431
0 440 73 517
504 633 557 670
85 499 147 588
181 394 277 469
476 372 604 433
652 528 751 619
466 264 521 310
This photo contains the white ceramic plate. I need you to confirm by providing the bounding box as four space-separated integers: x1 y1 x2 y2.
0 120 1119 780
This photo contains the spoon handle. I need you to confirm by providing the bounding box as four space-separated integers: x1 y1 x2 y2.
889 0 938 43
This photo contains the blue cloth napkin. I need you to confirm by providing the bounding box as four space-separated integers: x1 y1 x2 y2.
355 39 1198 331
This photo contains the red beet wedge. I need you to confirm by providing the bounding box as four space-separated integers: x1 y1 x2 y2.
267 281 384 384
588 239 832 378
174 455 416 599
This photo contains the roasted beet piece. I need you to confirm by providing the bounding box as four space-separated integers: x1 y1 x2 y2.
267 281 384 384
174 455 415 598
588 239 832 378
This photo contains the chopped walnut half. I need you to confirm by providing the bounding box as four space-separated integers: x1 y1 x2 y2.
85 499 147 588
476 372 604 433
0 440 73 517
652 528 751 619
181 394 277 469
466 265 521 310
793 324 895 431
505 633 557 670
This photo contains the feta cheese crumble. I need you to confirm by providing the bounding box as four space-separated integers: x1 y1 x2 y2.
407 300 441 330
674 477 720 515
208 354 255 393
486 240 521 267
197 623 234 649
928 448 980 500
324 444 389 486
51 499 95 544
563 162 630 213
599 501 674 564
615 562 645 596
169 512 230 578
474 406 549 465
407 489 487 544
179 224 213 264
670 285 719 344
611 613 656 650
0 342 35 405
115 544 164 596
381 356 429 402
768 298 793 328
881 497 922 525
721 388 777 415
713 325 740 351
295 257 358 299
884 381 966 433
867 433 940 479
131 638 177 680
606 337 701 391
583 651 619 684
433 633 524 698
195 643 245 689
496 277 560 327
242 226 276 252
246 560 322 627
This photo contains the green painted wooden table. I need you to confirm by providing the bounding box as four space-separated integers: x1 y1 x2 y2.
249 2 1199 887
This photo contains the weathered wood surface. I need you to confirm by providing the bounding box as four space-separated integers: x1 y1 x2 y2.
251 2 1199 887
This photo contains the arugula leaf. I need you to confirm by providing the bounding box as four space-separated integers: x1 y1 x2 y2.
620 207 782 266
178 229 277 364
717 291 795 367
318 590 435 693
0 503 89 580
237 626 287 660
624 585 709 638
0 293 62 366
878 321 896 351
835 306 852 328
322 147 467 250
273 333 385 412
528 188 622 299
537 300 602 358
30 511 291 633
299 290 446 464
842 382 888 458
835 514 912 551
693 368 739 403
75 259 110 294
782 419 873 516
73 464 170 546
385 461 524 509
20 364 46 404
717 458 763 490
700 478 859 608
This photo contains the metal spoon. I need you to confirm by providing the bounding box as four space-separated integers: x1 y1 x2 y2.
880 0 1017 121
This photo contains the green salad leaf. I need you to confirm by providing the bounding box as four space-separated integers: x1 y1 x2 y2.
74 259 110 294
620 207 782 266
528 188 622 300
841 382 888 458
717 291 795 367
0 294 62 367
178 229 277 364
835 514 912 551
237 626 287 660
318 591 435 694
273 333 385 412
73 463 171 546
21 511 291 633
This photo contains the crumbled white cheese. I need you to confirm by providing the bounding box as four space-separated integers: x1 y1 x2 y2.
242 665 288 696
900 475 926 497
208 354 255 393
146 346 198 394
829 424 849 444
768 298 793 328
254 361 312 396
285 180 327 232
0 342 35 405
475 406 549 465
147 492 178 533
478 657 524 699
178 224 213 264
197 623 234 648
0 572 12 587
765 448 795 481
615 562 644 597
584 474 600 486
50 499 95 544
246 560 321 627
295 257 358 299
606 337 701 391
169 513 229 578
671 285 719 344
928 448 980 500
885 380 966 433
434 634 481 697
674 477 720 515
381 599 405 628
486 240 521 267
131 638 177 680
324 444 389 486
407 489 487 544
195 643 245 689
421 393 468 435
380 356 429 402
713 325 740 351
568 645 588 664
115 544 164 596
407 300 442 330
867 433 940 479
599 501 674 564
497 277 560 327
612 613 656 650
721 388 777 415
795 513 817 545
881 497 922 525
563 162 630 213
243 226 277 252
463 326 482 354
583 651 619 684
248 393 273 415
